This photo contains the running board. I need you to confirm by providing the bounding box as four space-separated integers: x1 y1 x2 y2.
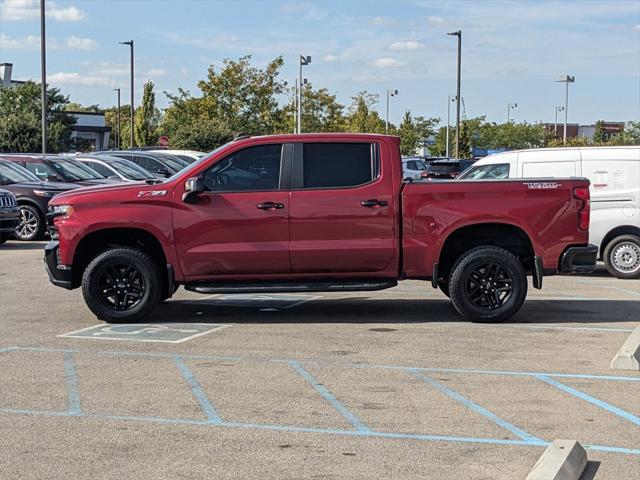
184 279 398 294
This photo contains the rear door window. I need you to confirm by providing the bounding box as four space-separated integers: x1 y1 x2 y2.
24 161 56 180
299 143 375 189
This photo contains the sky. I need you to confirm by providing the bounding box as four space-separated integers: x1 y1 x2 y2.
1 0 639 127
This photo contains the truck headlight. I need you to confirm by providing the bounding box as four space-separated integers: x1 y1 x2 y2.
50 205 74 218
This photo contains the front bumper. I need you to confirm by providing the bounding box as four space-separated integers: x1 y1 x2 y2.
560 244 598 274
44 240 73 289
0 207 20 233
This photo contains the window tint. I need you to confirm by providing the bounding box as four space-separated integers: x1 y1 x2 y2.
202 144 282 192
302 143 373 188
406 161 416 170
460 163 510 180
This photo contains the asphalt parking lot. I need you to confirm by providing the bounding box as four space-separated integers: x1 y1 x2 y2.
1 241 638 479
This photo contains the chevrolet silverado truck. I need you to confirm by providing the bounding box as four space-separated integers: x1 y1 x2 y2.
44 134 597 323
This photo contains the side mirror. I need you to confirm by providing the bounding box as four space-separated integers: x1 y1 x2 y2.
182 176 205 203
157 169 171 178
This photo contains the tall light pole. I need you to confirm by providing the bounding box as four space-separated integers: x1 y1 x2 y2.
554 106 564 138
507 102 518 123
447 30 461 158
120 40 134 147
114 88 121 149
40 0 47 153
555 75 575 143
385 89 398 134
446 95 455 158
298 55 311 134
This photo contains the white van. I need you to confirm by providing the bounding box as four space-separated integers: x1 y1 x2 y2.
459 146 640 279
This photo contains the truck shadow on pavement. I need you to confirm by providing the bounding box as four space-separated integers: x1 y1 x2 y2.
149 298 640 326
1 241 48 251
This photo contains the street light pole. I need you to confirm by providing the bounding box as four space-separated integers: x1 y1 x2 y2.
554 106 564 138
555 75 575 143
385 89 398 134
114 88 121 149
507 102 518 123
446 95 453 158
120 40 134 147
447 30 461 158
40 0 47 153
298 55 311 134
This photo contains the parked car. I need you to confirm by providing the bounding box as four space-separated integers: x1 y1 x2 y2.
99 151 185 177
0 159 79 240
424 159 476 179
46 133 595 323
0 189 20 244
458 146 640 278
402 157 428 181
75 155 159 182
148 150 206 163
1 155 121 186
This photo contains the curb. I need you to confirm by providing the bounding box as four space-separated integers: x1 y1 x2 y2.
526 439 587 480
611 325 640 370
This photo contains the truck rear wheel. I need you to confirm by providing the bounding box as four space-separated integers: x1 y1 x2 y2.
603 235 640 279
81 247 162 323
449 246 527 323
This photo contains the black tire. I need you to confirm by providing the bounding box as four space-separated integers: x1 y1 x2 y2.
603 235 640 279
449 246 527 323
82 247 162 323
0 234 7 244
437 280 450 298
14 204 44 241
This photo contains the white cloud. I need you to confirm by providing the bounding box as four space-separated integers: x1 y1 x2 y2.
427 16 445 25
179 67 188 76
146 68 167 77
90 62 129 77
49 72 116 87
0 0 86 21
372 57 402 68
389 40 424 51
352 73 387 82
634 24 640 32
0 33 39 50
65 35 98 50
322 54 338 62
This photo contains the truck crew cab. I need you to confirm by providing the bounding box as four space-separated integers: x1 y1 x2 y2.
45 134 597 323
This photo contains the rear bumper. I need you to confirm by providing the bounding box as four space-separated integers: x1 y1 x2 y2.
44 240 73 289
560 244 598 274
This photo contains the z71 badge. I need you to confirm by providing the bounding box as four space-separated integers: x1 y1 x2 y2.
138 190 167 197
523 182 561 189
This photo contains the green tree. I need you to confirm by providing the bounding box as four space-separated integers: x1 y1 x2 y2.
104 104 132 149
169 117 233 151
196 55 287 135
593 120 606 144
397 111 439 156
0 81 75 153
344 91 386 133
134 80 161 146
297 84 346 133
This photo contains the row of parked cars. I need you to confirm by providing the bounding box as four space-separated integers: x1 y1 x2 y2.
402 157 476 181
0 149 205 241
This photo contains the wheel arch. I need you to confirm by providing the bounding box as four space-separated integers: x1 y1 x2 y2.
437 222 535 279
598 225 640 259
72 227 170 293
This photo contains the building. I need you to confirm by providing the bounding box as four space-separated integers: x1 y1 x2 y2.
543 122 625 142
0 63 111 151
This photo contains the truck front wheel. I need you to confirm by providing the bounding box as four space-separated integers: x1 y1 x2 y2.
81 247 162 323
449 246 527 323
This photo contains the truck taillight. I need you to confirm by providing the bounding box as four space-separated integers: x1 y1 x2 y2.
573 187 590 231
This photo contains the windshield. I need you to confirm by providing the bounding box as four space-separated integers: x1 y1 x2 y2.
110 159 156 180
164 142 234 182
51 159 105 181
0 161 40 184
458 163 510 180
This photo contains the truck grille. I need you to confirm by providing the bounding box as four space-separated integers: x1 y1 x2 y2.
0 194 17 208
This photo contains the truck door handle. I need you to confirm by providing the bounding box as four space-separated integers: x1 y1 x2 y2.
361 199 388 208
257 202 284 210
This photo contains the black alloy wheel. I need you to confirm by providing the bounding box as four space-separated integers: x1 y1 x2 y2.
96 263 146 311
449 246 527 323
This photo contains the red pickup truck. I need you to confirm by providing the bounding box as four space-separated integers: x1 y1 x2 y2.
45 134 597 323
